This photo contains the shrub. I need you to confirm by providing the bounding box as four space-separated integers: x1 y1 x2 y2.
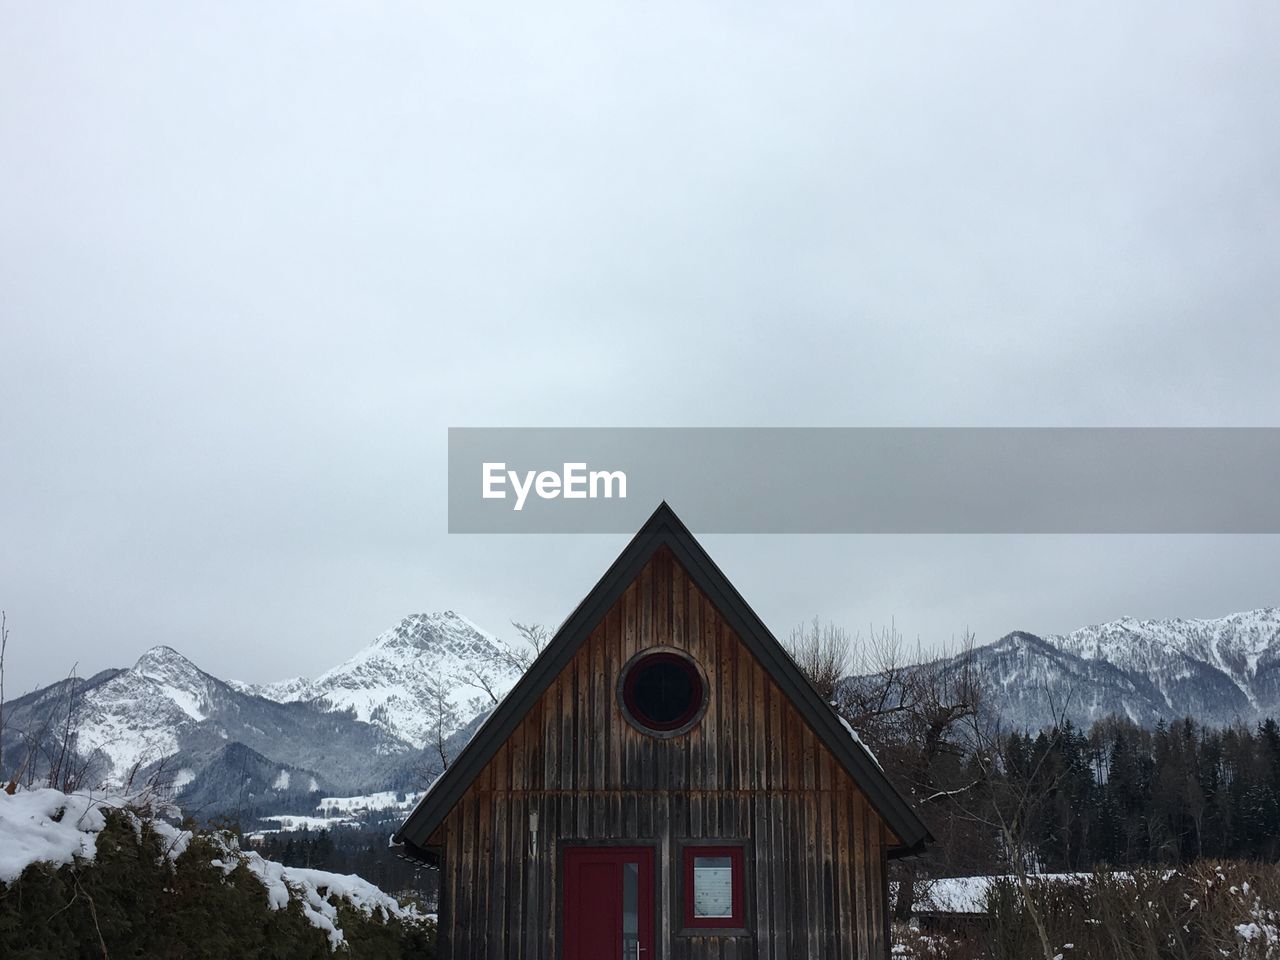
0 810 436 959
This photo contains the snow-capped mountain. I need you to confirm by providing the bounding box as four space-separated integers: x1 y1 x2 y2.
233 611 522 748
952 608 1280 728
74 646 221 779
1 646 240 784
1051 609 1280 715
7 605 1278 820
2 644 412 801
1 612 521 818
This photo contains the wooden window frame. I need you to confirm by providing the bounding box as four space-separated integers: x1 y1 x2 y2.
677 841 750 935
616 646 710 739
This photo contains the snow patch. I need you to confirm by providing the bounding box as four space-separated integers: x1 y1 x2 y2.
318 791 424 815
838 715 884 771
0 787 189 884
212 851 417 949
260 814 352 832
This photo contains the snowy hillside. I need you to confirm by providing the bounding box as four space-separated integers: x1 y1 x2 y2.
1052 609 1280 715
73 651 209 779
247 789 428 838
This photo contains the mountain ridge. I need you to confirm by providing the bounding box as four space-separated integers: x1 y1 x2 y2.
0 611 519 816
5 606 1278 818
945 607 1280 728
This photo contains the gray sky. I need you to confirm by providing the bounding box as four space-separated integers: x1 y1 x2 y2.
3 2 1279 694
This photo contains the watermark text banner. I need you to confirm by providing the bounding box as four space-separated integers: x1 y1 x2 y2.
447 428 1280 533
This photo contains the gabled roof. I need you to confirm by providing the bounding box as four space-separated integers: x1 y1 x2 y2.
394 502 932 856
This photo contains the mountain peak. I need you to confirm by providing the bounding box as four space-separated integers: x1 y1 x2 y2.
369 610 494 654
294 610 517 748
129 645 214 722
992 630 1049 651
133 644 203 679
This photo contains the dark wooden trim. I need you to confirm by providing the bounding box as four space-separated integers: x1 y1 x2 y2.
881 844 891 955
887 837 930 860
394 501 933 855
616 645 711 739
673 838 753 937
437 840 450 960
393 837 441 867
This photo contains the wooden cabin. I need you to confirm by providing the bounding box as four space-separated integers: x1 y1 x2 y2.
394 503 931 959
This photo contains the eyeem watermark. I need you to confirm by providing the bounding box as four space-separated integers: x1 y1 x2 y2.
450 427 1280 532
482 462 628 511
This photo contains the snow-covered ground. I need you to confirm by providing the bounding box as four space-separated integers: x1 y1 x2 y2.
259 814 356 833
911 873 1094 914
0 785 419 951
249 789 426 837
318 790 425 815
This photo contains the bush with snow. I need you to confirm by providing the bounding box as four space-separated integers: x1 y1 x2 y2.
0 785 435 958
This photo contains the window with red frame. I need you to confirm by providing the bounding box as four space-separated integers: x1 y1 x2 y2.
682 845 746 930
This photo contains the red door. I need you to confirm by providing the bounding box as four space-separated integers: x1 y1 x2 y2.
563 846 655 960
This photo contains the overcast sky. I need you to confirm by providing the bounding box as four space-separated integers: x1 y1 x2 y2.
2 2 1279 694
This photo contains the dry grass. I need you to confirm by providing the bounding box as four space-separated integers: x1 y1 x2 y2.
894 862 1280 960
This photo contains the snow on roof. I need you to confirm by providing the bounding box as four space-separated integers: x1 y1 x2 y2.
838 714 884 771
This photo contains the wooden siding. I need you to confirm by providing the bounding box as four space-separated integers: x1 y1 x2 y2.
429 546 896 959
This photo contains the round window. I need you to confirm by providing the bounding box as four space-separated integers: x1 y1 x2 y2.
619 649 707 736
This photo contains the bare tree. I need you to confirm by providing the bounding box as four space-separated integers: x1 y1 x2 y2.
426 676 460 771
0 654 100 795
457 661 503 706
0 611 7 782
493 621 551 674
785 617 853 702
836 622 922 730
44 663 93 793
956 686 1079 960
834 626 985 918
458 620 553 703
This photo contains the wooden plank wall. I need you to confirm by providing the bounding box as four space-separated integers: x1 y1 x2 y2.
429 547 895 960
